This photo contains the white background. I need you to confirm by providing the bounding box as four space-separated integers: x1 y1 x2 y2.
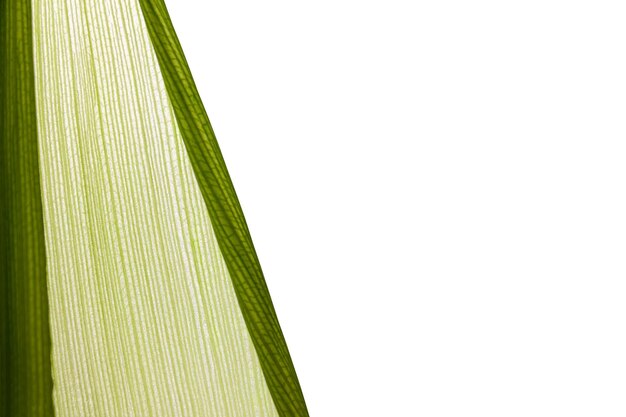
168 1 626 416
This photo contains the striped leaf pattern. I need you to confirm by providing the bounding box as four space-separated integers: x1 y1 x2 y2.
139 1 309 416
1 0 308 416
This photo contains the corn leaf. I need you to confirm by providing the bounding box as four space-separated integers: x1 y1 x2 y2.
1 0 308 416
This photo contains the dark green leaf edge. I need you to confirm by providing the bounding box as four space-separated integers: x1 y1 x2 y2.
138 1 309 416
0 0 54 416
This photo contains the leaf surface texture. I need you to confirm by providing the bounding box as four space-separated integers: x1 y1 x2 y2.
26 0 306 415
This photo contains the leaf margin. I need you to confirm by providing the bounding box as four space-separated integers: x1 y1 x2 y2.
138 1 310 415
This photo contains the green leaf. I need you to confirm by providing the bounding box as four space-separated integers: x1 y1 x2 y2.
3 0 311 416
0 0 54 415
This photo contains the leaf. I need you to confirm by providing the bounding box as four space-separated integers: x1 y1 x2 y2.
1 0 307 415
